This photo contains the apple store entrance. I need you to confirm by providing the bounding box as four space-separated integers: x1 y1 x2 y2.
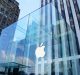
0 2 80 75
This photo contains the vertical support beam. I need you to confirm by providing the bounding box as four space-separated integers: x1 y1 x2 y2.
69 0 80 75
35 58 39 75
41 58 44 75
47 1 52 75
57 0 68 75
70 0 80 48
53 0 59 75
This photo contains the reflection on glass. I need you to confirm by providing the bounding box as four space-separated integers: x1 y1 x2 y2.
0 2 79 75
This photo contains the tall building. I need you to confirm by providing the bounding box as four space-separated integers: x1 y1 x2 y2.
40 0 80 75
0 0 20 34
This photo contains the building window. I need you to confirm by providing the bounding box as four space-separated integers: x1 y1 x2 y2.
1 16 7 26
0 8 5 13
5 11 9 16
0 13 3 21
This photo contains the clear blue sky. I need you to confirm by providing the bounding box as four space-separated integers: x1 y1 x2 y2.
16 0 41 19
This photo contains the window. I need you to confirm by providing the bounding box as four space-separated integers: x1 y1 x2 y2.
1 16 7 26
5 11 9 16
0 8 4 13
0 13 3 21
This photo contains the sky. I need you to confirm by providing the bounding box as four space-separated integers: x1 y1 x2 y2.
16 0 41 19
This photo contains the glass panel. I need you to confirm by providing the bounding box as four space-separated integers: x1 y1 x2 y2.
0 2 79 75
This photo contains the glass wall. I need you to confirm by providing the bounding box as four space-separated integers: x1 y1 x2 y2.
0 2 80 75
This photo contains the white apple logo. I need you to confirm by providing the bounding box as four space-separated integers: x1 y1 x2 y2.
35 43 45 58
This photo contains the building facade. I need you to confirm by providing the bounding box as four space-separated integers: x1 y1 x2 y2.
40 0 80 75
0 0 20 34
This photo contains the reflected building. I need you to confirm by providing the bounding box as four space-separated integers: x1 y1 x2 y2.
0 0 80 75
0 0 20 34
40 0 80 75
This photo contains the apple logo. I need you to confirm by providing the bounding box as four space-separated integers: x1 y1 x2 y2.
35 43 45 58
